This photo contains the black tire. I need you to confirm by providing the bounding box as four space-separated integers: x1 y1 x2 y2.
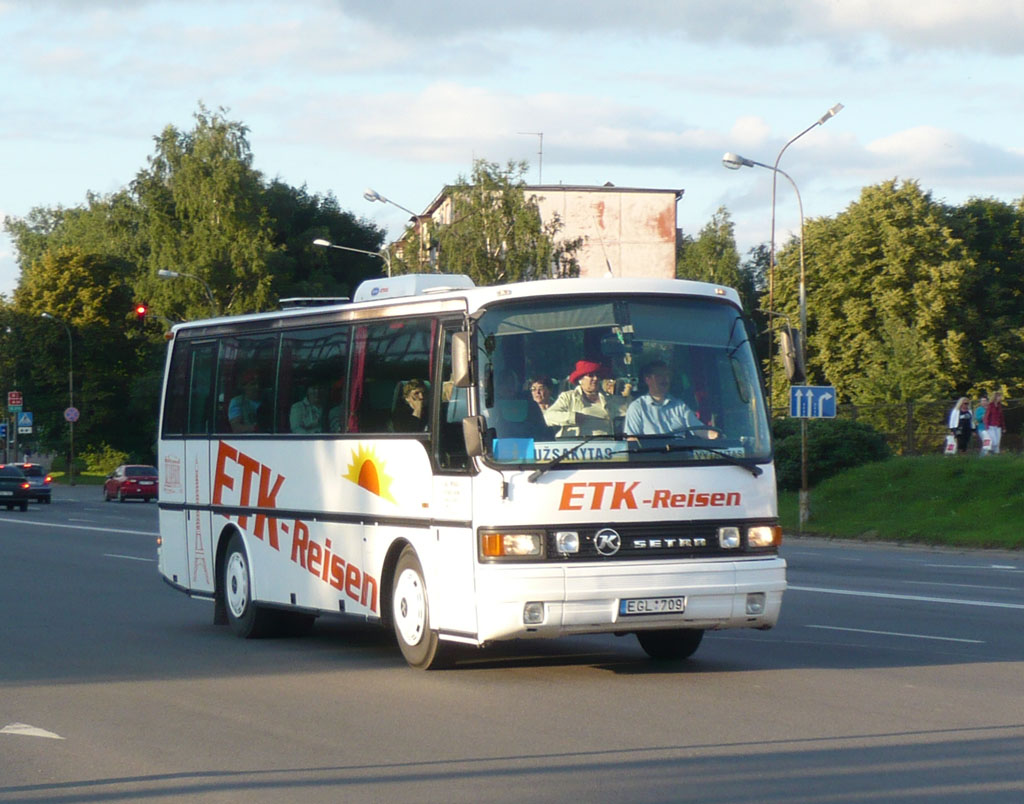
636 629 704 661
222 533 277 638
103 487 111 502
119 490 127 503
19 501 27 512
391 546 453 670
5 504 11 511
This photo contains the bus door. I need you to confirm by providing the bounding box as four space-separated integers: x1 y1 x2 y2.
428 324 477 637
182 341 218 594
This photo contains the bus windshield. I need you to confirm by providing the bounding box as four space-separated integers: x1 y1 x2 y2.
474 295 770 468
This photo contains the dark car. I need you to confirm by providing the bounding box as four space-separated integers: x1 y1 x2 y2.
103 464 159 502
0 465 33 511
20 463 52 504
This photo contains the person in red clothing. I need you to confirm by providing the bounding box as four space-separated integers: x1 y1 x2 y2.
982 391 1005 454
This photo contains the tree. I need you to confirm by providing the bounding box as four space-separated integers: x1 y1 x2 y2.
399 159 582 284
676 207 757 312
947 197 1024 393
2 103 385 460
773 180 974 405
130 104 278 319
263 181 386 300
12 245 148 458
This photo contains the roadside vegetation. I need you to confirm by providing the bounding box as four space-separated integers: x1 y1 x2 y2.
779 454 1024 550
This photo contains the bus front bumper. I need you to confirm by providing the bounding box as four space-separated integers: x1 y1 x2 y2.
462 557 786 645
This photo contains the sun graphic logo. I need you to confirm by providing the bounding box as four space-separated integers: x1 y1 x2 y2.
343 445 396 503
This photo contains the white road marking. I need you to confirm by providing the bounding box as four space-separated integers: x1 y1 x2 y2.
104 553 155 562
1 723 65 740
0 517 155 537
806 625 985 644
904 580 1018 591
922 563 1021 572
788 585 1024 610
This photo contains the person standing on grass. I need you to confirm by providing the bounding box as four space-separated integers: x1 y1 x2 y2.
948 397 975 454
974 394 989 452
983 391 1005 454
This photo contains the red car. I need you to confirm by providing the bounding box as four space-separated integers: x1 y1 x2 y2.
103 464 159 502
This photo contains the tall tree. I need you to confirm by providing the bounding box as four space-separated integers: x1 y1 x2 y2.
399 159 582 284
13 245 147 458
773 179 974 404
130 103 278 319
676 207 757 312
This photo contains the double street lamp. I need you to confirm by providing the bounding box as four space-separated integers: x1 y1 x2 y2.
722 103 843 529
40 312 75 486
312 239 392 278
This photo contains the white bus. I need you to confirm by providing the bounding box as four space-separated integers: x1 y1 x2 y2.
157 275 784 669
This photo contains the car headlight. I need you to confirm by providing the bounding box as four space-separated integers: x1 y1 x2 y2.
481 531 543 558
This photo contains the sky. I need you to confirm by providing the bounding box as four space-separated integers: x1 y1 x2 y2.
3 0 1024 297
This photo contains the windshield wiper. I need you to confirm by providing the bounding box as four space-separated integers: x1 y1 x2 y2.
527 433 610 482
629 433 763 477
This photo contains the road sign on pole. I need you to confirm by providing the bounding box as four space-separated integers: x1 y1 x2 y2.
789 385 836 418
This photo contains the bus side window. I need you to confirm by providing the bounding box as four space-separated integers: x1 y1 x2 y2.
437 327 471 471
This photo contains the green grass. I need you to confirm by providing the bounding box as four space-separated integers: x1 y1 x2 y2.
779 454 1024 550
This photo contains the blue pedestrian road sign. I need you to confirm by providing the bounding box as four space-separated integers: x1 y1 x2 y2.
790 385 836 418
17 412 32 428
0 422 6 439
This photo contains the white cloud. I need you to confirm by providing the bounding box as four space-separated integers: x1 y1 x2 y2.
341 0 1024 55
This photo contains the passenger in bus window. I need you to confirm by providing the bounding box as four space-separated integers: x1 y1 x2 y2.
528 377 554 412
289 385 324 434
622 356 720 432
624 360 698 436
543 360 628 438
392 379 429 432
228 372 264 433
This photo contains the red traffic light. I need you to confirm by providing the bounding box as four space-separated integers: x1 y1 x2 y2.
135 303 148 319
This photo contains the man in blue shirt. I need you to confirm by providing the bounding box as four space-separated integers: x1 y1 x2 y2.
624 360 697 436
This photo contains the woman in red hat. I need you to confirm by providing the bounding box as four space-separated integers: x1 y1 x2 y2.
543 359 628 438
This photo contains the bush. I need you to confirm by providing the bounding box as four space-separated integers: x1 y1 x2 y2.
773 417 892 491
77 443 130 475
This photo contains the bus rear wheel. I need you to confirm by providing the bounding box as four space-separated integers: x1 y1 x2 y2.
636 628 704 661
391 546 453 670
223 533 277 638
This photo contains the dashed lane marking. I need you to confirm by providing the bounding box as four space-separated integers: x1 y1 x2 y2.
1 723 65 740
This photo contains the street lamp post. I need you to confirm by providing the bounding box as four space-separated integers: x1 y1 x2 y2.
722 152 811 528
40 313 74 486
157 269 218 317
312 238 391 278
362 188 419 219
722 104 842 532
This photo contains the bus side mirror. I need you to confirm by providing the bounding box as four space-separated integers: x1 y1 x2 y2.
451 332 471 388
462 415 485 457
778 327 806 384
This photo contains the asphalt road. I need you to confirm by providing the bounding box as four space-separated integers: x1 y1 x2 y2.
1 484 1022 803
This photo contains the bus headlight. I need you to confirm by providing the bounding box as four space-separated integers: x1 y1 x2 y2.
748 526 782 548
481 531 543 558
554 531 579 554
717 526 740 549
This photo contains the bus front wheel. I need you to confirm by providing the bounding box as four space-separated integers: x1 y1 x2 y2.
223 534 277 638
636 628 704 661
391 547 453 670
